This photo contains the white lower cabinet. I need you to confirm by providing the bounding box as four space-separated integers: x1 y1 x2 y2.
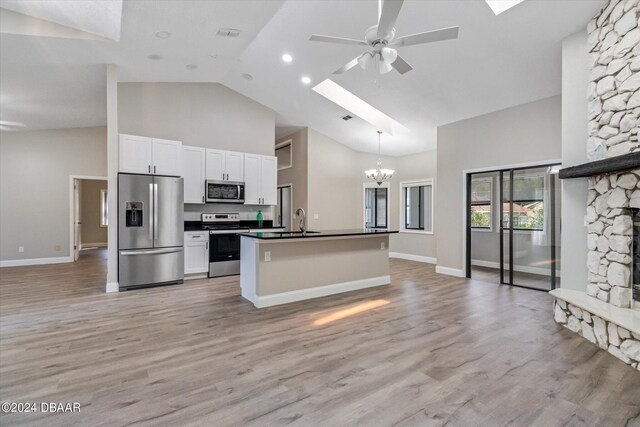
184 232 209 275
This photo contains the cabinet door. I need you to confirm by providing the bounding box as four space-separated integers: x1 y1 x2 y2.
206 149 225 181
225 151 244 182
260 155 278 205
184 235 209 274
182 146 206 204
152 138 182 176
243 154 261 205
119 134 152 174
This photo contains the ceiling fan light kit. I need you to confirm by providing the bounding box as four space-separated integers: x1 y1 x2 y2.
309 0 459 76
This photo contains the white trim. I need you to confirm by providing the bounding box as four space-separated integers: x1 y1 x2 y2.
399 178 434 234
106 282 119 293
81 242 108 249
69 175 108 264
461 159 562 277
363 181 390 229
471 259 561 277
0 256 72 268
435 265 465 277
389 252 436 264
243 276 390 308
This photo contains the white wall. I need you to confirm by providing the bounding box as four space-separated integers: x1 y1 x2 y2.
436 96 562 274
0 126 107 262
561 31 589 292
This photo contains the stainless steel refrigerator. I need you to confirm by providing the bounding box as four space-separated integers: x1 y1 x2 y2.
118 173 184 290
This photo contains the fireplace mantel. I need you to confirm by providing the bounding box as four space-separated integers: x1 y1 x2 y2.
558 152 640 179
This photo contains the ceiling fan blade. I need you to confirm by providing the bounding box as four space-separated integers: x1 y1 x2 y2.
333 56 360 74
309 34 368 46
391 54 412 74
390 26 459 47
377 0 404 39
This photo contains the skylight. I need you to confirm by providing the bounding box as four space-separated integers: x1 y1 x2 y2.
312 79 408 136
485 0 524 16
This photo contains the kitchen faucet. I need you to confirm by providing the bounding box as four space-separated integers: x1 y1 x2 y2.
295 208 306 233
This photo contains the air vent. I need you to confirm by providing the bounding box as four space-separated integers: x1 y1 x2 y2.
217 28 242 37
341 115 353 121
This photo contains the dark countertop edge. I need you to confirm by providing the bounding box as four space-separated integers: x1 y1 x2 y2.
558 152 640 179
184 220 278 232
239 230 399 240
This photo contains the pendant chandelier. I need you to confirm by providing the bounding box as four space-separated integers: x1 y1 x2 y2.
365 130 394 186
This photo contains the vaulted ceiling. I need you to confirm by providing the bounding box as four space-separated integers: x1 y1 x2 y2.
0 0 604 155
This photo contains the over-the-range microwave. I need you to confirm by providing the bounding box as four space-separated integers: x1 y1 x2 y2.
205 180 245 204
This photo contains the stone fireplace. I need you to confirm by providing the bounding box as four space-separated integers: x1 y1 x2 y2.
551 0 639 370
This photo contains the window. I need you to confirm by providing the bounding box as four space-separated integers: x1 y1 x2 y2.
503 174 544 231
401 180 433 233
471 177 492 230
100 189 108 227
275 140 292 170
364 184 388 229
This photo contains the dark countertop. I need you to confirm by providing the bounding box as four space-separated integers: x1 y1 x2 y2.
239 229 398 240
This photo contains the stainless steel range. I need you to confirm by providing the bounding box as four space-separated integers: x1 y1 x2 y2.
202 213 249 278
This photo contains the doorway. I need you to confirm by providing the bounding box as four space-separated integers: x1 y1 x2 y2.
466 164 561 291
275 185 292 231
70 176 108 261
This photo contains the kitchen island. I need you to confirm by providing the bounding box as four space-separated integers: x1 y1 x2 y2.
239 229 398 308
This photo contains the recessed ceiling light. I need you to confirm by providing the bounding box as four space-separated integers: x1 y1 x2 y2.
242 73 254 81
186 64 198 70
155 31 171 39
147 54 163 60
282 53 293 63
312 79 408 135
485 0 524 15
301 76 311 85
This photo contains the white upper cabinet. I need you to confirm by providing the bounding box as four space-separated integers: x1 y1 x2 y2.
182 146 206 204
205 149 244 182
119 134 182 176
119 134 152 174
152 138 182 176
244 154 277 205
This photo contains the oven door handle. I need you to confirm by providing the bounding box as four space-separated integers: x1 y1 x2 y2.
209 229 250 235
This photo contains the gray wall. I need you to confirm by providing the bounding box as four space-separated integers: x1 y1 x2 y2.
80 179 108 245
0 126 107 261
118 82 276 156
561 31 589 292
436 96 562 273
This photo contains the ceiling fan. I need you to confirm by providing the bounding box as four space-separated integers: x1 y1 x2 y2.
309 0 459 75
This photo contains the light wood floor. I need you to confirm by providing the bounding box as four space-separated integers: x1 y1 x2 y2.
1 250 639 426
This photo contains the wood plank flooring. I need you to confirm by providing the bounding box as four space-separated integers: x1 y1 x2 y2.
1 250 639 426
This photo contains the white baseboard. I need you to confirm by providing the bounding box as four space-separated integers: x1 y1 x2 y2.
472 259 561 277
0 256 72 268
435 266 465 277
243 276 390 308
389 252 436 264
81 242 107 249
106 282 119 293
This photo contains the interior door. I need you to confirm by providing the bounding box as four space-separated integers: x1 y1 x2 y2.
74 179 81 261
225 151 244 182
153 176 184 248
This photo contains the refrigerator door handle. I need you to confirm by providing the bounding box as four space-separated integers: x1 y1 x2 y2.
149 183 154 241
120 248 183 256
153 183 158 240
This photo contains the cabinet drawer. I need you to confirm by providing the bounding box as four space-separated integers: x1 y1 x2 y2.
185 232 208 242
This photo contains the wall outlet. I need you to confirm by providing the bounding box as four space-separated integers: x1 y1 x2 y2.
18 246 24 253
55 245 61 252
313 213 319 220
381 242 386 250
264 251 271 262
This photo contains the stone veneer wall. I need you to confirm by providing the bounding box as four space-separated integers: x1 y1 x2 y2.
587 0 639 161
553 298 640 369
586 170 640 307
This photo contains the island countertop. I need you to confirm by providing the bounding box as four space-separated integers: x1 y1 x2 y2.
239 229 398 240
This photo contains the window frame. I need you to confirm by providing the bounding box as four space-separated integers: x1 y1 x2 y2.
470 176 493 232
399 179 434 235
275 139 292 171
100 188 108 227
363 182 390 230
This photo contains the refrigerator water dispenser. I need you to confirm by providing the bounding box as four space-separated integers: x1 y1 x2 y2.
125 202 144 227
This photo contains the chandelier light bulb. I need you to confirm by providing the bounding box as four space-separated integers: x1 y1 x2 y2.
365 131 394 185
